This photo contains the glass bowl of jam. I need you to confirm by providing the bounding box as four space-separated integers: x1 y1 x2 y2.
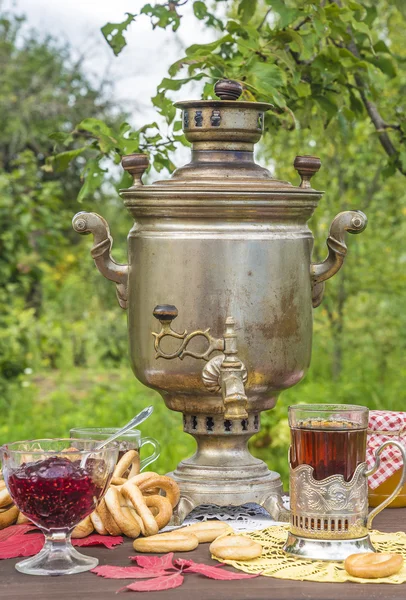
0 438 118 576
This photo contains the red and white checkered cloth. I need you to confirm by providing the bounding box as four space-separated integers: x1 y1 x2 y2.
367 410 406 490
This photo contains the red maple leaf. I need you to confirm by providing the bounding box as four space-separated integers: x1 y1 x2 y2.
180 560 260 580
118 572 184 593
0 524 122 559
73 534 123 548
0 531 44 559
0 524 37 543
130 553 175 571
92 565 171 579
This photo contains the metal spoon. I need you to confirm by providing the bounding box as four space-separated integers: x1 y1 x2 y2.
80 405 154 466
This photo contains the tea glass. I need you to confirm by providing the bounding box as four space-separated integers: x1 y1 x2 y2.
70 427 160 473
0 438 118 576
284 404 406 560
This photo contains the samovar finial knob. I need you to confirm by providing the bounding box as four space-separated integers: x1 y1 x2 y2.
122 153 149 186
294 155 321 189
214 79 243 101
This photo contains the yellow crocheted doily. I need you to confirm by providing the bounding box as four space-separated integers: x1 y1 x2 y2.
211 525 406 584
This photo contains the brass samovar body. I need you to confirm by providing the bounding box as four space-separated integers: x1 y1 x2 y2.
73 81 367 523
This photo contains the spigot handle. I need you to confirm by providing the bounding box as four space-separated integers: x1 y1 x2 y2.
72 212 128 309
311 210 367 308
153 305 179 323
366 441 406 529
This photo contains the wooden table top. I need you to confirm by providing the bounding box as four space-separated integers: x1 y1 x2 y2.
0 508 404 600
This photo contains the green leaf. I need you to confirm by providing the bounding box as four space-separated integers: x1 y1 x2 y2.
315 96 338 121
238 0 258 24
101 13 136 56
76 118 115 138
373 40 391 54
141 4 181 32
365 55 397 79
186 34 233 58
77 159 107 203
296 82 311 98
49 147 87 173
193 1 208 19
249 61 287 91
265 0 300 29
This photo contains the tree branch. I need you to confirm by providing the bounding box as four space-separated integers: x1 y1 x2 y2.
345 39 405 175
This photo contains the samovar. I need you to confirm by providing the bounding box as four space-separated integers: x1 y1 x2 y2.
73 80 367 524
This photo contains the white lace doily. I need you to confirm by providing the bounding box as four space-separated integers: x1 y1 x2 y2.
164 499 290 533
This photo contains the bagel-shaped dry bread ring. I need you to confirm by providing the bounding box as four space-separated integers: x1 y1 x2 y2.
138 475 180 509
0 505 19 530
0 487 12 509
133 533 199 553
16 512 30 525
96 498 122 536
104 487 141 538
126 472 159 487
144 495 173 530
210 535 262 561
90 509 108 535
344 553 404 579
72 516 94 539
111 476 127 486
113 450 139 480
178 521 234 543
121 481 159 536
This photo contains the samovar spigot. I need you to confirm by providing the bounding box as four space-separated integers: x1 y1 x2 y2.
218 317 249 420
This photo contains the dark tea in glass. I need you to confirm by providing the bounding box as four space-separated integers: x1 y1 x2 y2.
289 404 368 481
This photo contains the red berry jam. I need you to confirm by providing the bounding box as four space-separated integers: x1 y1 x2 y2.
7 456 104 529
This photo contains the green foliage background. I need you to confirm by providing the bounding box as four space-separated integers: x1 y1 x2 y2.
1 2 406 487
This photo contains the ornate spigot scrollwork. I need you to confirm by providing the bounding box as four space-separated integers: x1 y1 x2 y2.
152 305 225 361
152 307 248 420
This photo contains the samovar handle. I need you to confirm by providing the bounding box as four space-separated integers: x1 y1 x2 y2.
72 212 128 309
310 210 368 307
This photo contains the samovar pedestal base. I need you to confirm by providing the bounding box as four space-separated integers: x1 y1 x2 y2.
165 411 289 525
283 532 375 561
168 462 288 525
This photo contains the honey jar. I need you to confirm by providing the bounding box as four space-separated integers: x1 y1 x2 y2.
367 410 406 508
368 468 406 508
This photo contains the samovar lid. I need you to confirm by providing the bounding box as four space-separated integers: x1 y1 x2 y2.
121 79 323 205
173 79 272 149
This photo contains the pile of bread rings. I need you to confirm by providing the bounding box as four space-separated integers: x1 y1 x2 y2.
73 450 180 539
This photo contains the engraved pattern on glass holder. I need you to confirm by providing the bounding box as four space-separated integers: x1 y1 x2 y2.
289 463 368 540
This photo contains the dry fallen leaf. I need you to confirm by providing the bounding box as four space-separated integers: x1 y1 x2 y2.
118 572 184 593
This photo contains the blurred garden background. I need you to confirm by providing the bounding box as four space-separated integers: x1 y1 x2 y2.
1 0 406 486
